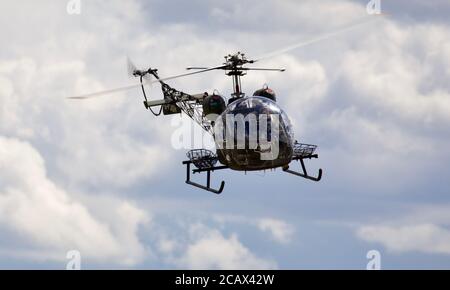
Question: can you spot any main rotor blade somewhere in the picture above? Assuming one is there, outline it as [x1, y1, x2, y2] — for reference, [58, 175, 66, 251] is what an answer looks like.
[67, 83, 150, 100]
[241, 68, 286, 72]
[253, 16, 382, 62]
[67, 65, 227, 100]
[158, 65, 227, 82]
[186, 67, 210, 70]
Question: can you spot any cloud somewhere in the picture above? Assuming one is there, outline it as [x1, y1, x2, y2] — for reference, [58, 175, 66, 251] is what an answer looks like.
[174, 224, 276, 270]
[340, 21, 450, 129]
[212, 214, 296, 245]
[356, 205, 450, 256]
[357, 224, 450, 255]
[191, 0, 365, 33]
[0, 136, 149, 266]
[257, 218, 295, 244]
[0, 0, 175, 189]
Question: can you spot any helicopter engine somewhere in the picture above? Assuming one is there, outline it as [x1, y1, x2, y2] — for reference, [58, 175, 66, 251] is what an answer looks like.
[253, 85, 276, 102]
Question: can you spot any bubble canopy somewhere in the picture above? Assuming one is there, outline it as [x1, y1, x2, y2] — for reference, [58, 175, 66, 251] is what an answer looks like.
[228, 95, 281, 113]
[221, 96, 294, 140]
[214, 96, 295, 171]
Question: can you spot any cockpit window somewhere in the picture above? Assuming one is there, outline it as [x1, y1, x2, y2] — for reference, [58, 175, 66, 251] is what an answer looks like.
[226, 96, 280, 113]
[220, 96, 295, 142]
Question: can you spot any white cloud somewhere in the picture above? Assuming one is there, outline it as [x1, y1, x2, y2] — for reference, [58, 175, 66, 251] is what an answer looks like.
[206, 0, 364, 32]
[157, 237, 178, 255]
[340, 21, 450, 128]
[0, 136, 149, 266]
[357, 224, 450, 255]
[257, 218, 295, 244]
[0, 4, 171, 187]
[212, 214, 296, 245]
[357, 205, 450, 256]
[175, 224, 277, 270]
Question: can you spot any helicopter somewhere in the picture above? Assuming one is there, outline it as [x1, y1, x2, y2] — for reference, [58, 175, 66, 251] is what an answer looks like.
[68, 18, 379, 194]
[71, 52, 321, 194]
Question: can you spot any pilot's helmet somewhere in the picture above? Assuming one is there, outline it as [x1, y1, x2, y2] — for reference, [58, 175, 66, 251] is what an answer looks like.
[253, 84, 276, 102]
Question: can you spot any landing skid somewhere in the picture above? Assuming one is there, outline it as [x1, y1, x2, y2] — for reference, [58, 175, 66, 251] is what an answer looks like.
[183, 160, 228, 194]
[283, 154, 323, 182]
[182, 143, 322, 194]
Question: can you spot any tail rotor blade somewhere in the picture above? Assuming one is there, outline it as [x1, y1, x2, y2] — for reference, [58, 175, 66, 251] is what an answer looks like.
[127, 57, 138, 77]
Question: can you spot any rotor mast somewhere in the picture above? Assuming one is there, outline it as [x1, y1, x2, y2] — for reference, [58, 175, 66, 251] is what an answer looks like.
[224, 52, 252, 99]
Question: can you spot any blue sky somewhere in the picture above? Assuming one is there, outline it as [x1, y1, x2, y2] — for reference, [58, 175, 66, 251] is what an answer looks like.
[0, 0, 450, 269]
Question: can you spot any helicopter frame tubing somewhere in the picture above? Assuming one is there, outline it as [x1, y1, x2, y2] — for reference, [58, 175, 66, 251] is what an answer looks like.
[282, 142, 323, 182]
[283, 155, 323, 182]
[141, 69, 214, 135]
[182, 160, 228, 194]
